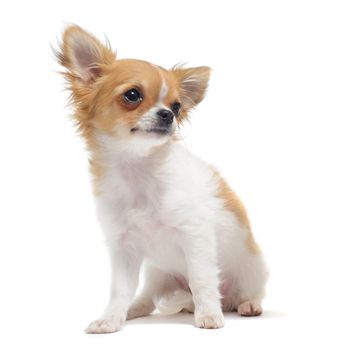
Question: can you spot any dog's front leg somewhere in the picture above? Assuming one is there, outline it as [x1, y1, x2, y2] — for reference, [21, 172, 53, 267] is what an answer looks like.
[182, 226, 224, 329]
[85, 244, 141, 334]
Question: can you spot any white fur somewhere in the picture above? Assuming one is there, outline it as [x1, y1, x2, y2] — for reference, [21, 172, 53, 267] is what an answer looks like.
[85, 92, 268, 334]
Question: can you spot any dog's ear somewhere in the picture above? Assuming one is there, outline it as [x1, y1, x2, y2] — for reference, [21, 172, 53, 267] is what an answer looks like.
[172, 66, 211, 110]
[56, 25, 115, 84]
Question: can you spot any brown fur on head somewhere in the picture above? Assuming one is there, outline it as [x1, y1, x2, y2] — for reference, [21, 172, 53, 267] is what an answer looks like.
[56, 25, 211, 146]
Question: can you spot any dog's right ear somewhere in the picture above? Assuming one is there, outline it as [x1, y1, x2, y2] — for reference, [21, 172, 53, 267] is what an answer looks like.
[56, 25, 116, 84]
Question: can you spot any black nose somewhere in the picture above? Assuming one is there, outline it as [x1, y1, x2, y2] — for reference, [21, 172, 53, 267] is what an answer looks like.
[157, 109, 174, 125]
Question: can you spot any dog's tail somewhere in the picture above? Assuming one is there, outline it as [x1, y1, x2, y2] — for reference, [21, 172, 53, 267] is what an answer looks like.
[154, 290, 194, 315]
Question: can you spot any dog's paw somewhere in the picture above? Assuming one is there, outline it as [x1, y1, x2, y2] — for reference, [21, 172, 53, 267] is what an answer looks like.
[195, 310, 225, 329]
[85, 316, 125, 334]
[237, 301, 262, 317]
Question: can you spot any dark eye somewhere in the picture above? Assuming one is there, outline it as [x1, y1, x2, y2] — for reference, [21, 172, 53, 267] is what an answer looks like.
[171, 102, 181, 116]
[124, 88, 143, 103]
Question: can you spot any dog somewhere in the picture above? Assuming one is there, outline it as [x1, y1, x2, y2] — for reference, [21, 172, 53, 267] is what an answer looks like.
[56, 25, 268, 333]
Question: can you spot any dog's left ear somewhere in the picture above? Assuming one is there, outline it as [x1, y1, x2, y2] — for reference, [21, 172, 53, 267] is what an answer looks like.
[172, 66, 211, 110]
[57, 25, 116, 84]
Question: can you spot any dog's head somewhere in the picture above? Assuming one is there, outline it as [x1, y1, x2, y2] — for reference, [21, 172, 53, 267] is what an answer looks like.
[57, 25, 210, 154]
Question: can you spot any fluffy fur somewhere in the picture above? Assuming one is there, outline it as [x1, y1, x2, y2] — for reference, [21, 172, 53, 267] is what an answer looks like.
[57, 25, 268, 333]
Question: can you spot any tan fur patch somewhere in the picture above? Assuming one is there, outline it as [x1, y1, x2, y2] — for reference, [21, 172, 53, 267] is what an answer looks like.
[213, 170, 261, 255]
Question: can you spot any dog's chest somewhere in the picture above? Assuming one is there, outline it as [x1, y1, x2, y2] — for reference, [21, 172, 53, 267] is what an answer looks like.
[99, 160, 187, 271]
[102, 159, 169, 231]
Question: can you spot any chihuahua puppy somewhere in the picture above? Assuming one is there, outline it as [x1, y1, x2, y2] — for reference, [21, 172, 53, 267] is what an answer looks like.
[57, 25, 268, 333]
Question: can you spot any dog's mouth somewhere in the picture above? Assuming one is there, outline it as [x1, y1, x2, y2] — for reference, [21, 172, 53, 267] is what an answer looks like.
[130, 127, 170, 135]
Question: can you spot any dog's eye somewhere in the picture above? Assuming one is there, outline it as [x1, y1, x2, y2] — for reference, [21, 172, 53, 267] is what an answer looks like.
[124, 88, 143, 104]
[171, 102, 181, 116]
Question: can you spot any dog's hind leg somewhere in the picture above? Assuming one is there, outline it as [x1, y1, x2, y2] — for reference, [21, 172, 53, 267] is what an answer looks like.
[127, 265, 179, 320]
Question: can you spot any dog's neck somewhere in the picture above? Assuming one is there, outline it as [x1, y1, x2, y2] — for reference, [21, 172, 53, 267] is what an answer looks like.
[88, 130, 173, 195]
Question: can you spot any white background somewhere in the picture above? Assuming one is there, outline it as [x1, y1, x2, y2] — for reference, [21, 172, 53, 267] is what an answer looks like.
[1, 0, 349, 349]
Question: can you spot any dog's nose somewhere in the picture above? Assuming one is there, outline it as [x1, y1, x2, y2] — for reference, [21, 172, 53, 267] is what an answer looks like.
[157, 109, 174, 125]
